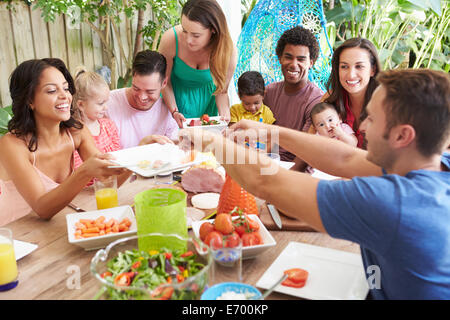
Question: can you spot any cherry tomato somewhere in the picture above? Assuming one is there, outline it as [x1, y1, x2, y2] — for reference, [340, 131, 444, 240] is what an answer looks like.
[180, 251, 194, 258]
[246, 215, 260, 231]
[241, 231, 262, 247]
[199, 222, 215, 241]
[233, 214, 259, 235]
[214, 213, 234, 235]
[164, 252, 172, 259]
[224, 231, 240, 248]
[131, 261, 141, 269]
[204, 231, 223, 249]
[114, 272, 135, 286]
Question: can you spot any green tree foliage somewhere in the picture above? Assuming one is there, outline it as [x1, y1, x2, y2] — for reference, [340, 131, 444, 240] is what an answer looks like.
[325, 0, 449, 71]
[32, 0, 184, 88]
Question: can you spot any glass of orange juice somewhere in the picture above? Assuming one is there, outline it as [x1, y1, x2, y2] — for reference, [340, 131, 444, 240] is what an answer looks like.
[94, 176, 118, 210]
[0, 228, 19, 291]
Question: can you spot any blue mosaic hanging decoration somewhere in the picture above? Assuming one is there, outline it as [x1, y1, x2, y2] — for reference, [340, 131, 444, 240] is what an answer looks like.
[234, 0, 333, 92]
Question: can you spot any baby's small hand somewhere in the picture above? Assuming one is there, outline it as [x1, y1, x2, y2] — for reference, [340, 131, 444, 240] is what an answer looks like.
[330, 123, 344, 138]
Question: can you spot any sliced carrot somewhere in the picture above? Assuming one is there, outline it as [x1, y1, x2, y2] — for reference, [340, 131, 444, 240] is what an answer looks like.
[82, 233, 100, 238]
[118, 223, 128, 232]
[75, 222, 86, 230]
[99, 230, 105, 236]
[95, 216, 105, 224]
[75, 235, 83, 239]
[83, 227, 100, 234]
[86, 221, 95, 229]
[74, 229, 82, 236]
[112, 225, 119, 233]
[121, 218, 132, 227]
[96, 223, 106, 230]
[80, 219, 93, 225]
[105, 219, 115, 228]
[105, 227, 111, 234]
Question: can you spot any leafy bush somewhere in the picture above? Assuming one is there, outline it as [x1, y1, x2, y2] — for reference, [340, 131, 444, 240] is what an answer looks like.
[325, 0, 449, 71]
[0, 106, 12, 137]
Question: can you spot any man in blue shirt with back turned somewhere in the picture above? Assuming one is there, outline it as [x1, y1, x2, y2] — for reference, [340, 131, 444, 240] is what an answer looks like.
[181, 69, 450, 299]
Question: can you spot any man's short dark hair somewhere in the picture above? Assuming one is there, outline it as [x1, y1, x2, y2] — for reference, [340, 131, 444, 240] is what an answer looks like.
[275, 26, 319, 63]
[237, 71, 265, 97]
[379, 69, 450, 157]
[132, 50, 167, 81]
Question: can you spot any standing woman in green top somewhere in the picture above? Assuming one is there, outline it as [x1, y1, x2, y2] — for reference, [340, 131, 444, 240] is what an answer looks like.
[159, 0, 237, 128]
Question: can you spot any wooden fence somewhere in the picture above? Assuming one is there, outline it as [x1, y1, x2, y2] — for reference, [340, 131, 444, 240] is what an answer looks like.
[0, 1, 154, 107]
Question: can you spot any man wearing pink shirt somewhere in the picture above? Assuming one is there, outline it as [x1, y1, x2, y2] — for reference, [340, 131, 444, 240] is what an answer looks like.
[107, 50, 179, 149]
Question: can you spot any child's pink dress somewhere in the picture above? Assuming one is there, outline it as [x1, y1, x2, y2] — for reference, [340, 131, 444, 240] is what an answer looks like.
[73, 118, 121, 168]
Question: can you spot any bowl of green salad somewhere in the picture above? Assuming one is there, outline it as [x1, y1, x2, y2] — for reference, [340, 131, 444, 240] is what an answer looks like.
[90, 233, 212, 300]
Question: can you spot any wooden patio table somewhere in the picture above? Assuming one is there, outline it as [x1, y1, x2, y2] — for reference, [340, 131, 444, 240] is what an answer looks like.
[0, 175, 360, 300]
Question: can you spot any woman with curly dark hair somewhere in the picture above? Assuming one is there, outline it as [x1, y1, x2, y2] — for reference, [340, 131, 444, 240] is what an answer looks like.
[0, 58, 129, 226]
[263, 26, 323, 168]
[321, 38, 381, 149]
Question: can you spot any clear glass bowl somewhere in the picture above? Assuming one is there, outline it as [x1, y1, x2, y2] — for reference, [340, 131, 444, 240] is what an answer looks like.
[90, 233, 212, 300]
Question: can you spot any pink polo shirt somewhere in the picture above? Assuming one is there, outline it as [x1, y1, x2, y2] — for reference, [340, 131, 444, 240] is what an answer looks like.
[106, 88, 179, 149]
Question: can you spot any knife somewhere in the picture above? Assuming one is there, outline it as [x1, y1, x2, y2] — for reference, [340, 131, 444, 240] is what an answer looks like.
[267, 204, 282, 229]
[67, 203, 86, 212]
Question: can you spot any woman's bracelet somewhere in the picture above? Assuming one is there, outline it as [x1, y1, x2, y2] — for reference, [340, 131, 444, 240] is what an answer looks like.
[171, 109, 179, 116]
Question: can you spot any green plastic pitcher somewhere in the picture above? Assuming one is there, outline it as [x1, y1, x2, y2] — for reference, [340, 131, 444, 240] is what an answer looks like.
[134, 188, 188, 252]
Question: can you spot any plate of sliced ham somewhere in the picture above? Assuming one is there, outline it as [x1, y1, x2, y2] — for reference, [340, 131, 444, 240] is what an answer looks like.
[181, 165, 225, 193]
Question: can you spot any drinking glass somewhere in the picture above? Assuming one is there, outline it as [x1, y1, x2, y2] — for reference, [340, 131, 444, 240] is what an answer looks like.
[0, 228, 19, 291]
[94, 176, 118, 210]
[209, 235, 242, 286]
[155, 171, 173, 185]
[266, 153, 280, 163]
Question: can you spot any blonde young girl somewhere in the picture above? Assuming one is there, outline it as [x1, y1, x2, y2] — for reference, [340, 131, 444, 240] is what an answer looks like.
[72, 68, 121, 168]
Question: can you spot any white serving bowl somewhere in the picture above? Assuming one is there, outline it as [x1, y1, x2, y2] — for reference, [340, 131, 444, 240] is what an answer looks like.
[66, 205, 137, 251]
[191, 214, 276, 259]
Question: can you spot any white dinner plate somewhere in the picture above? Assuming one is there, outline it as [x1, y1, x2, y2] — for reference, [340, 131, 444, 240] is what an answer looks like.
[13, 240, 38, 261]
[256, 241, 369, 300]
[279, 161, 295, 170]
[109, 143, 209, 177]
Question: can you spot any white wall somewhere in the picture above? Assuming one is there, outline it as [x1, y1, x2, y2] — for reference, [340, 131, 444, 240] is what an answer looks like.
[217, 0, 241, 106]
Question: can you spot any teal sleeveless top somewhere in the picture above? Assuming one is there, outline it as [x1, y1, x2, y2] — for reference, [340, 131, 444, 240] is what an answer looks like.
[170, 28, 218, 118]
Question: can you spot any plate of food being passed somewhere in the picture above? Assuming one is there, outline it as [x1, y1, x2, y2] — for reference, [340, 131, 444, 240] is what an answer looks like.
[108, 143, 210, 177]
[183, 115, 228, 132]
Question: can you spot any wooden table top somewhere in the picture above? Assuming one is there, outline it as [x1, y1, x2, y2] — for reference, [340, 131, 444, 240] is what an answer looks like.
[0, 176, 360, 300]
